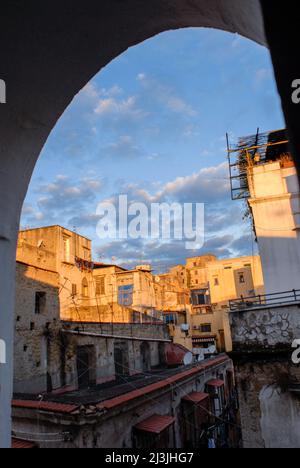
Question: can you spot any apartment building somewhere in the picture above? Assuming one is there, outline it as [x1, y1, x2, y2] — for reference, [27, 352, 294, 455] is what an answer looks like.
[164, 254, 264, 353]
[17, 226, 93, 321]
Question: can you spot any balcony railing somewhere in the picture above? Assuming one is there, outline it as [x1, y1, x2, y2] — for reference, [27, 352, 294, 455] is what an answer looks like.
[229, 289, 300, 311]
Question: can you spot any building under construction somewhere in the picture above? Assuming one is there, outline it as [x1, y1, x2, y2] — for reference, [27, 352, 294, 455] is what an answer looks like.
[227, 129, 291, 201]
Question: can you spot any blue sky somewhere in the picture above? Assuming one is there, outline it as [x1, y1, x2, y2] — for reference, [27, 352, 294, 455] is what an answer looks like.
[21, 28, 285, 272]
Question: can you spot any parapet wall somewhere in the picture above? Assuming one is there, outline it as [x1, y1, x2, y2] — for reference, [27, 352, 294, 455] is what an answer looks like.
[229, 303, 300, 353]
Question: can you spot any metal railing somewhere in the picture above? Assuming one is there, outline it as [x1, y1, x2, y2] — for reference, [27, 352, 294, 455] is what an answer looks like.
[229, 289, 300, 311]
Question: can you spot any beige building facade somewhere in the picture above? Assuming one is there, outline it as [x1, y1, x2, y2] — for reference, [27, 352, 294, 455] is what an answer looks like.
[17, 226, 93, 321]
[164, 254, 265, 353]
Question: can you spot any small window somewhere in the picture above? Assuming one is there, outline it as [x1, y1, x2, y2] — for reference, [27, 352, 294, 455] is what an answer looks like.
[83, 247, 91, 261]
[63, 235, 71, 263]
[72, 284, 77, 297]
[35, 292, 46, 315]
[239, 273, 245, 284]
[95, 276, 105, 296]
[201, 324, 212, 333]
[82, 278, 89, 298]
[30, 322, 35, 331]
[214, 277, 219, 286]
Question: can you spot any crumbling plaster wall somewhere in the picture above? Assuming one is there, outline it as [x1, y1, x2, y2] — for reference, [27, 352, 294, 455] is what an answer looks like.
[235, 360, 300, 448]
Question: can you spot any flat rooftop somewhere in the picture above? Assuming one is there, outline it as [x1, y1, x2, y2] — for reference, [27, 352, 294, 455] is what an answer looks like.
[13, 356, 229, 411]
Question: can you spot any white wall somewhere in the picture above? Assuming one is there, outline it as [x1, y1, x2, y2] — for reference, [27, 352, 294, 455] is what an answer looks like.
[249, 161, 300, 294]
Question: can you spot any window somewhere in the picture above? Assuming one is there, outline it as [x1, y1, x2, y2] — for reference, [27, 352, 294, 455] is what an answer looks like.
[83, 247, 91, 261]
[239, 273, 245, 284]
[181, 393, 211, 449]
[95, 276, 105, 296]
[82, 278, 89, 298]
[63, 235, 71, 263]
[30, 322, 35, 331]
[214, 277, 219, 286]
[35, 292, 46, 315]
[133, 415, 175, 449]
[118, 284, 133, 306]
[165, 314, 177, 325]
[201, 324, 212, 333]
[72, 284, 77, 297]
[77, 346, 96, 389]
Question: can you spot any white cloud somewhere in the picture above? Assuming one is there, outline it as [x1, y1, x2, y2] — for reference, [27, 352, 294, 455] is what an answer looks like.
[123, 162, 230, 204]
[137, 72, 198, 117]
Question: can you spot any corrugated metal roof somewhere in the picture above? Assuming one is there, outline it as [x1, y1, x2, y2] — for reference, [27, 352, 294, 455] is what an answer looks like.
[134, 415, 175, 434]
[182, 392, 209, 404]
[12, 438, 37, 449]
[206, 379, 224, 388]
[12, 400, 79, 414]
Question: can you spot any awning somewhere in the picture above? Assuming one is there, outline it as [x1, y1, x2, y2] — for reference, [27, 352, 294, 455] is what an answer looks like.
[12, 438, 37, 449]
[134, 415, 175, 434]
[206, 379, 224, 388]
[165, 343, 192, 366]
[192, 336, 216, 344]
[182, 392, 209, 404]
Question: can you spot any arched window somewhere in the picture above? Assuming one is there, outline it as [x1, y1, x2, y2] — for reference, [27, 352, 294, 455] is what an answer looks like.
[82, 278, 89, 298]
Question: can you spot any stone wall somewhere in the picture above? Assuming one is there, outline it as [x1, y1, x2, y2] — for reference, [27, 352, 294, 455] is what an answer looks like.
[230, 303, 300, 352]
[61, 322, 170, 389]
[14, 262, 61, 394]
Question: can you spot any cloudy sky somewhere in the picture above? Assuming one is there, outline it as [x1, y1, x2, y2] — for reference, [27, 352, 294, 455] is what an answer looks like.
[21, 28, 285, 272]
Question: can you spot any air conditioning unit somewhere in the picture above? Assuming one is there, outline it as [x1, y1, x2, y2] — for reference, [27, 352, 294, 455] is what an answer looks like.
[180, 324, 190, 333]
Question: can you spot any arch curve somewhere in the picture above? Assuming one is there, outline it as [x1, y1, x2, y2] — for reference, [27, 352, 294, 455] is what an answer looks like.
[0, 0, 296, 448]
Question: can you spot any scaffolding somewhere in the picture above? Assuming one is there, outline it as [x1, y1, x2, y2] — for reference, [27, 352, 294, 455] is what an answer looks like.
[227, 128, 290, 201]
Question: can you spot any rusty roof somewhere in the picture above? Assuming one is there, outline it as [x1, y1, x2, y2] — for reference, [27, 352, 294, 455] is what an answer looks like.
[134, 415, 175, 434]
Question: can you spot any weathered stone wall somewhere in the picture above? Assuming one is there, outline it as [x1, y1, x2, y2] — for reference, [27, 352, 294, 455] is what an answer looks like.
[234, 359, 300, 448]
[14, 262, 62, 394]
[230, 303, 300, 352]
[61, 323, 170, 388]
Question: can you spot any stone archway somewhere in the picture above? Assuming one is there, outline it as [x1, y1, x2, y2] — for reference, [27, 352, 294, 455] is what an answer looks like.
[0, 0, 299, 448]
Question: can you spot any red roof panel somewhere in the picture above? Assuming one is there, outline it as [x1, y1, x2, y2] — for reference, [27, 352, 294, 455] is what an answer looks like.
[12, 400, 78, 414]
[134, 415, 175, 434]
[206, 379, 224, 388]
[12, 438, 37, 449]
[182, 392, 209, 404]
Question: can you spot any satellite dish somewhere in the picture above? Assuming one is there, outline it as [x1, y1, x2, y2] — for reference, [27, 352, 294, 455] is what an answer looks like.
[183, 352, 193, 366]
[207, 345, 217, 355]
[155, 276, 161, 283]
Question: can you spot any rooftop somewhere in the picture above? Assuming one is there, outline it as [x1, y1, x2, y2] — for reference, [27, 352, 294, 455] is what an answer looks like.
[13, 355, 229, 414]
